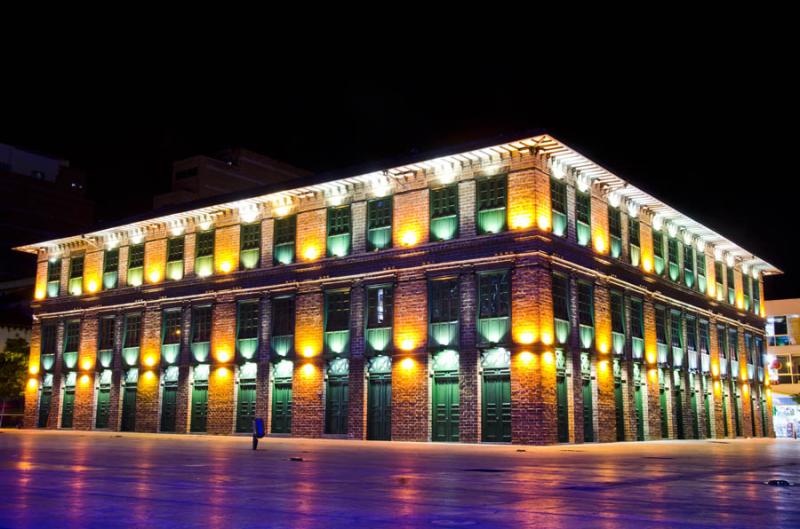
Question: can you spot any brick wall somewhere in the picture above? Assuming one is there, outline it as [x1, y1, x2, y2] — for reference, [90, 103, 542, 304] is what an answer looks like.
[640, 214, 654, 274]
[183, 232, 196, 278]
[458, 181, 476, 239]
[34, 256, 47, 300]
[508, 169, 535, 230]
[591, 187, 610, 255]
[347, 285, 367, 440]
[292, 357, 324, 437]
[393, 189, 429, 248]
[84, 250, 103, 294]
[459, 272, 479, 443]
[534, 164, 552, 233]
[351, 201, 366, 254]
[297, 209, 326, 262]
[144, 237, 167, 285]
[643, 298, 662, 439]
[295, 289, 323, 358]
[593, 282, 616, 442]
[208, 300, 236, 434]
[215, 224, 240, 273]
[23, 322, 41, 428]
[135, 308, 162, 432]
[73, 316, 98, 430]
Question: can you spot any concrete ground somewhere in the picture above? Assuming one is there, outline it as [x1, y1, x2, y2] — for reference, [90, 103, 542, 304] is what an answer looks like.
[0, 430, 798, 529]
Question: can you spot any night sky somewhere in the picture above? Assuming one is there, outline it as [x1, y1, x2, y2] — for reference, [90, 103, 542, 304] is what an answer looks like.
[2, 74, 797, 297]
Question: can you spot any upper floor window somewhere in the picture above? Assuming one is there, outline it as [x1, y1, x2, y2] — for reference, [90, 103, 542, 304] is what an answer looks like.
[167, 237, 185, 281]
[325, 290, 351, 332]
[103, 248, 119, 289]
[46, 259, 61, 297]
[123, 314, 142, 349]
[429, 278, 459, 324]
[653, 231, 665, 276]
[367, 286, 394, 328]
[366, 198, 392, 251]
[430, 185, 459, 241]
[476, 175, 507, 234]
[98, 316, 115, 351]
[726, 265, 735, 304]
[128, 244, 145, 287]
[240, 223, 261, 269]
[575, 191, 591, 246]
[630, 298, 644, 339]
[608, 206, 622, 258]
[552, 273, 570, 323]
[550, 179, 567, 237]
[162, 309, 182, 345]
[68, 255, 84, 296]
[191, 306, 212, 343]
[327, 206, 352, 258]
[271, 297, 295, 337]
[667, 237, 680, 282]
[478, 271, 510, 320]
[273, 215, 296, 265]
[577, 281, 594, 328]
[195, 230, 215, 277]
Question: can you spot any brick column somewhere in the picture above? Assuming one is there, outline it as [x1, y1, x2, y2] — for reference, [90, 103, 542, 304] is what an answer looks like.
[297, 209, 326, 263]
[214, 224, 240, 274]
[34, 255, 47, 300]
[208, 299, 236, 435]
[135, 307, 161, 432]
[593, 281, 616, 442]
[73, 316, 98, 430]
[508, 168, 535, 230]
[568, 274, 583, 443]
[261, 218, 274, 267]
[458, 180, 476, 239]
[23, 321, 42, 428]
[47, 321, 65, 428]
[83, 250, 103, 294]
[533, 162, 552, 234]
[118, 246, 129, 287]
[351, 201, 366, 254]
[459, 271, 479, 443]
[622, 296, 637, 441]
[256, 294, 271, 429]
[393, 189, 429, 248]
[183, 232, 196, 277]
[59, 257, 69, 296]
[292, 288, 324, 437]
[643, 298, 662, 439]
[348, 284, 367, 440]
[640, 213, 654, 275]
[708, 319, 724, 438]
[591, 186, 609, 256]
[144, 235, 166, 285]
[565, 180, 577, 244]
[107, 314, 124, 431]
[392, 271, 428, 442]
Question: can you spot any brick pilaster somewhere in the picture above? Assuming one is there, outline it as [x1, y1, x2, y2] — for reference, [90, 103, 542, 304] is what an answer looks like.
[73, 316, 98, 430]
[459, 271, 479, 443]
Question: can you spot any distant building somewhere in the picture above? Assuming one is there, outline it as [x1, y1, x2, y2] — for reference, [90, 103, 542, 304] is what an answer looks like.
[765, 298, 800, 438]
[153, 147, 310, 209]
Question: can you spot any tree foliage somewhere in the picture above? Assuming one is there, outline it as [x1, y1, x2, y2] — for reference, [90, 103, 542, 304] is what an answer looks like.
[0, 338, 29, 400]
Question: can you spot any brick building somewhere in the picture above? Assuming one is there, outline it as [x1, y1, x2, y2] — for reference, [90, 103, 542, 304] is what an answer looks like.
[16, 134, 777, 444]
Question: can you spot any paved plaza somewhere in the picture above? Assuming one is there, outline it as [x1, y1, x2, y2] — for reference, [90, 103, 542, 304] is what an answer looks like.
[1, 430, 798, 528]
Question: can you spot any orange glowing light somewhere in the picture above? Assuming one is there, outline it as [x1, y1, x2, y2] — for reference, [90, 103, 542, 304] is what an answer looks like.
[80, 374, 90, 385]
[216, 350, 231, 363]
[711, 362, 720, 377]
[87, 279, 99, 293]
[29, 365, 39, 375]
[543, 351, 554, 365]
[598, 359, 609, 373]
[518, 331, 535, 345]
[220, 261, 232, 273]
[143, 355, 157, 367]
[643, 258, 653, 272]
[598, 342, 609, 354]
[401, 230, 419, 247]
[148, 270, 161, 283]
[541, 332, 553, 346]
[217, 366, 231, 378]
[81, 359, 93, 371]
[537, 214, 550, 231]
[767, 388, 772, 397]
[511, 213, 533, 229]
[143, 370, 155, 381]
[27, 378, 38, 389]
[302, 346, 315, 358]
[303, 246, 320, 261]
[707, 283, 716, 297]
[401, 357, 414, 370]
[646, 351, 657, 365]
[594, 236, 606, 253]
[519, 351, 534, 364]
[400, 338, 415, 351]
[34, 289, 45, 300]
[302, 363, 316, 376]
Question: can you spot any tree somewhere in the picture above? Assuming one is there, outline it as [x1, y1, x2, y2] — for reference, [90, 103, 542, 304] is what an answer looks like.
[0, 338, 29, 427]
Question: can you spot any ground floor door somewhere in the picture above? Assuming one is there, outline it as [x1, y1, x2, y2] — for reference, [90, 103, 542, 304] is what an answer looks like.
[750, 395, 757, 437]
[271, 379, 292, 434]
[325, 375, 349, 435]
[160, 384, 178, 432]
[482, 368, 511, 443]
[38, 389, 51, 428]
[367, 374, 391, 440]
[61, 387, 75, 428]
[704, 377, 712, 437]
[236, 381, 257, 433]
[191, 383, 208, 433]
[634, 367, 644, 441]
[673, 371, 685, 439]
[659, 371, 669, 438]
[95, 387, 111, 429]
[121, 386, 137, 432]
[614, 375, 624, 441]
[556, 372, 569, 442]
[689, 376, 699, 439]
[582, 376, 593, 442]
[722, 385, 729, 436]
[432, 372, 459, 442]
[733, 383, 742, 436]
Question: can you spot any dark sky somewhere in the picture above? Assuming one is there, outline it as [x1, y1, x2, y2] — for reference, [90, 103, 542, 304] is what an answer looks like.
[2, 69, 797, 297]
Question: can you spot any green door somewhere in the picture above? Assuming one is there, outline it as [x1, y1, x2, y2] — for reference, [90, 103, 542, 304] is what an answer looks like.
[121, 386, 137, 432]
[61, 388, 75, 428]
[722, 386, 729, 436]
[236, 382, 257, 433]
[482, 368, 511, 443]
[673, 372, 684, 439]
[191, 383, 208, 433]
[325, 376, 349, 435]
[659, 388, 669, 438]
[556, 373, 569, 443]
[582, 377, 594, 442]
[689, 377, 699, 439]
[761, 397, 768, 437]
[733, 383, 742, 436]
[95, 387, 111, 429]
[750, 395, 757, 437]
[271, 379, 292, 434]
[38, 389, 51, 428]
[634, 368, 644, 441]
[614, 377, 624, 441]
[367, 374, 391, 440]
[704, 378, 712, 438]
[160, 384, 178, 432]
[432, 373, 459, 442]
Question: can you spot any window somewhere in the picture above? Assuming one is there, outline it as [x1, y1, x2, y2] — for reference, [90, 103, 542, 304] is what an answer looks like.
[699, 319, 710, 354]
[717, 324, 727, 360]
[752, 276, 761, 314]
[728, 328, 739, 361]
[727, 266, 735, 304]
[196, 231, 214, 258]
[129, 244, 144, 269]
[237, 301, 260, 340]
[655, 307, 667, 344]
[47, 259, 61, 297]
[685, 315, 697, 351]
[577, 281, 594, 328]
[575, 191, 591, 246]
[476, 175, 507, 234]
[271, 297, 295, 336]
[273, 215, 296, 265]
[240, 223, 261, 269]
[743, 275, 752, 310]
[611, 291, 625, 334]
[429, 278, 459, 324]
[669, 309, 682, 348]
[98, 317, 115, 350]
[608, 207, 622, 258]
[64, 320, 81, 353]
[168, 237, 184, 263]
[103, 248, 119, 289]
[430, 185, 459, 241]
[367, 197, 392, 251]
[367, 286, 394, 328]
[327, 206, 352, 257]
[69, 255, 84, 295]
[191, 306, 212, 343]
[552, 273, 570, 322]
[683, 243, 694, 288]
[551, 179, 567, 237]
[42, 323, 57, 356]
[696, 249, 706, 292]
[123, 314, 142, 348]
[667, 238, 680, 282]
[162, 310, 182, 345]
[653, 231, 664, 271]
[630, 298, 644, 339]
[324, 291, 350, 332]
[478, 271, 510, 319]
[629, 217, 640, 247]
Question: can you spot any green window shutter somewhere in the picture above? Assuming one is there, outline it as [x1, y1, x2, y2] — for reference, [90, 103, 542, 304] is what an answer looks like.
[68, 256, 84, 295]
[103, 248, 119, 289]
[324, 290, 351, 355]
[240, 223, 261, 269]
[327, 206, 352, 257]
[683, 243, 695, 288]
[628, 217, 641, 267]
[191, 306, 212, 343]
[98, 316, 115, 350]
[162, 309, 182, 345]
[552, 273, 570, 345]
[752, 275, 761, 313]
[727, 266, 735, 304]
[47, 259, 61, 297]
[477, 271, 510, 345]
[667, 238, 680, 282]
[610, 290, 625, 354]
[430, 185, 459, 241]
[476, 175, 507, 234]
[577, 281, 594, 348]
[365, 286, 393, 354]
[550, 178, 567, 237]
[608, 206, 622, 258]
[575, 191, 591, 246]
[127, 244, 145, 286]
[123, 314, 142, 348]
[685, 315, 697, 351]
[428, 278, 459, 348]
[41, 323, 57, 372]
[273, 215, 296, 265]
[237, 301, 260, 361]
[653, 231, 665, 275]
[366, 197, 392, 251]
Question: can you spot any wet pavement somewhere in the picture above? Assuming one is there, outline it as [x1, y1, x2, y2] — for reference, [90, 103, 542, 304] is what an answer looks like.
[1, 430, 798, 529]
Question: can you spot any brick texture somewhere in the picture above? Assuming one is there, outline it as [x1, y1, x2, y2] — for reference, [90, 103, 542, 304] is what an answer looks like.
[393, 189, 429, 248]
[297, 209, 326, 263]
[215, 224, 240, 274]
[292, 357, 325, 437]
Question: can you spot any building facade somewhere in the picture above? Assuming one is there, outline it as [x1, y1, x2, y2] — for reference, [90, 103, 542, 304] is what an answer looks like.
[765, 298, 800, 437]
[17, 134, 777, 444]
